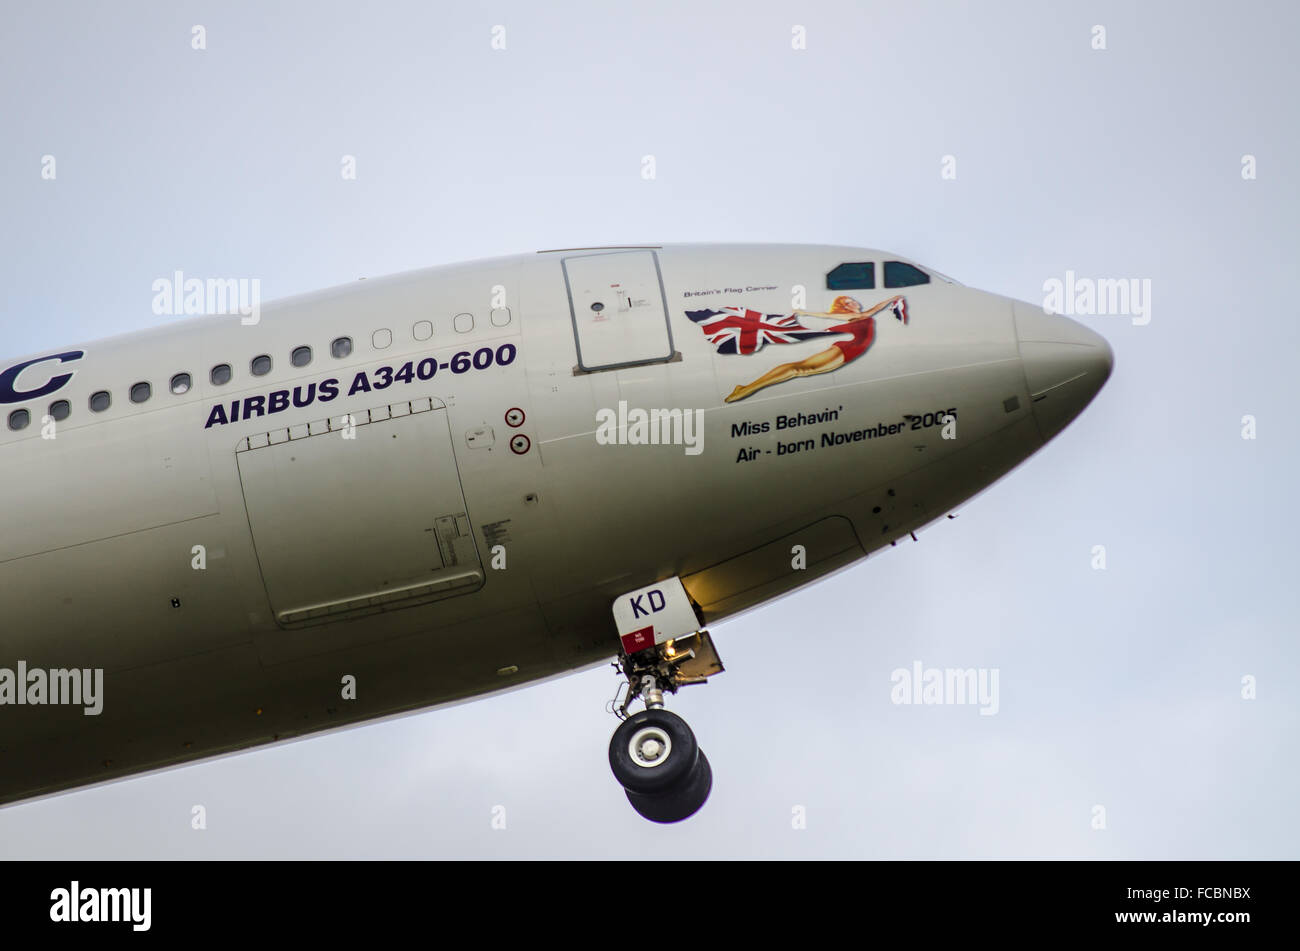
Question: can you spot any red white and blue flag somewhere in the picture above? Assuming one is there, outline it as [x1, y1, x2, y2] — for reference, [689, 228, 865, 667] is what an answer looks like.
[685, 307, 834, 355]
[889, 298, 909, 324]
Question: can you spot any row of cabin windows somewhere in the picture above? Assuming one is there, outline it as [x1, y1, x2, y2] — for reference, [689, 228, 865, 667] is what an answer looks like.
[6, 336, 355, 432]
[826, 261, 931, 291]
[5, 309, 507, 434]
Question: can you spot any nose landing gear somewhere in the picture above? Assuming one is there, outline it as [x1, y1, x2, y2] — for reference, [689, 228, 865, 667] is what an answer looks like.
[607, 632, 724, 823]
[610, 694, 712, 823]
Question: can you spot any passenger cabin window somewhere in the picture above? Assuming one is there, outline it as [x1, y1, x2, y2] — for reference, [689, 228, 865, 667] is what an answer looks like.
[8, 409, 30, 431]
[130, 381, 151, 403]
[89, 391, 111, 412]
[211, 364, 232, 386]
[331, 337, 352, 359]
[170, 373, 192, 395]
[251, 354, 272, 376]
[827, 262, 875, 290]
[49, 399, 71, 422]
[883, 261, 931, 288]
[291, 346, 312, 368]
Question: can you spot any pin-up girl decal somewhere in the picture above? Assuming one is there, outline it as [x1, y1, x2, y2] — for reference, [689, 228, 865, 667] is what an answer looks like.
[711, 295, 907, 403]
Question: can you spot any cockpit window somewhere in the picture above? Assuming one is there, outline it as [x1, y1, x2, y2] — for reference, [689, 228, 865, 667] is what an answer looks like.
[826, 262, 875, 290]
[883, 261, 931, 288]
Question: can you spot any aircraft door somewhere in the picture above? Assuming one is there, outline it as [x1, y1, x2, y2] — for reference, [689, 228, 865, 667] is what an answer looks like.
[236, 398, 484, 627]
[563, 250, 676, 372]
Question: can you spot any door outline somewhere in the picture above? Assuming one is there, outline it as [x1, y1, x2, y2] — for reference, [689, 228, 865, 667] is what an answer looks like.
[562, 250, 678, 374]
[235, 396, 485, 628]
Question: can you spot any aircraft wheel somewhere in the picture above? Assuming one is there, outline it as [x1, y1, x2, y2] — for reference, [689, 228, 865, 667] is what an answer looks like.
[625, 750, 712, 823]
[609, 708, 699, 796]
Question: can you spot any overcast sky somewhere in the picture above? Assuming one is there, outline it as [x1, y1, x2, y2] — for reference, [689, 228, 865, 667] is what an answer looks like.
[1, 0, 1296, 858]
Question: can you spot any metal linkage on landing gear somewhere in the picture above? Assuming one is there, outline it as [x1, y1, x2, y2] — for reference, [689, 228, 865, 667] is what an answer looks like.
[607, 631, 723, 823]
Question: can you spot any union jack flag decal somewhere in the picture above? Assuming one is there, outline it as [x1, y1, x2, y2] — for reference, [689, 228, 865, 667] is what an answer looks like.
[685, 307, 833, 355]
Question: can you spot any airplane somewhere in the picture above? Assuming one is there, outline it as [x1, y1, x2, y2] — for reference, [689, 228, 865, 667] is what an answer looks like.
[0, 244, 1112, 823]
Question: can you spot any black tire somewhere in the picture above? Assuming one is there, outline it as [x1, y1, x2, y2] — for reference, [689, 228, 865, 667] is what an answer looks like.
[608, 708, 699, 795]
[625, 750, 712, 823]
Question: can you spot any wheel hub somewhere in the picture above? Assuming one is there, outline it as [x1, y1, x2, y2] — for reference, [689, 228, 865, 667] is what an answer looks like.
[628, 726, 672, 767]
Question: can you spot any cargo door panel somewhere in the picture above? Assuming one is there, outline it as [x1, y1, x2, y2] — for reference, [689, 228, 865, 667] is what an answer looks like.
[236, 398, 483, 628]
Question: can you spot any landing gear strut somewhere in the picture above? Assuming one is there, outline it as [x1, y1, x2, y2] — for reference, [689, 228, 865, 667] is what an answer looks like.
[607, 632, 723, 823]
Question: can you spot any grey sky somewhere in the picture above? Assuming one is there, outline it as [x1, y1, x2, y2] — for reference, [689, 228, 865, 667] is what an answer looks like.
[1, 0, 1296, 858]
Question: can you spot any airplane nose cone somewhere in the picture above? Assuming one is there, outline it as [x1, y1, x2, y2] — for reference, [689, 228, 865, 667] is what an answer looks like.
[1014, 301, 1114, 443]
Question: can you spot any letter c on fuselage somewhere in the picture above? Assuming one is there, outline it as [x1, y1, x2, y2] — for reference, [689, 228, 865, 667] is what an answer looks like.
[0, 351, 85, 403]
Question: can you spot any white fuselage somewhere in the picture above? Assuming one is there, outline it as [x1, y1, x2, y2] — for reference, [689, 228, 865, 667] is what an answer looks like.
[0, 243, 1111, 804]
